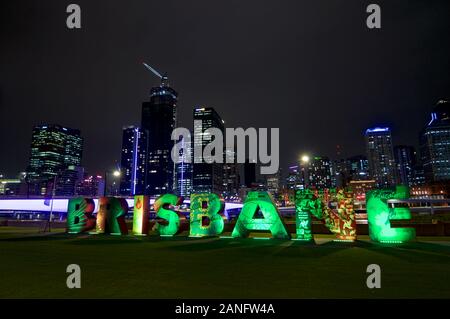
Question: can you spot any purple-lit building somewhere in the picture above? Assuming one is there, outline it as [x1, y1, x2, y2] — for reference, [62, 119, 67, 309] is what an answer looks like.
[119, 126, 148, 196]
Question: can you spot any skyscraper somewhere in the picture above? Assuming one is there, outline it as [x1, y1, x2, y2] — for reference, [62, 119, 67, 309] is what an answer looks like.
[394, 145, 417, 187]
[119, 126, 148, 196]
[26, 124, 83, 195]
[222, 147, 239, 196]
[174, 136, 193, 198]
[141, 82, 177, 196]
[243, 159, 257, 188]
[365, 127, 397, 187]
[192, 107, 224, 194]
[420, 99, 450, 183]
[308, 156, 332, 189]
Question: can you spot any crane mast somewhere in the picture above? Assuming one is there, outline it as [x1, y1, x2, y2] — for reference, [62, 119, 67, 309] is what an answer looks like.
[142, 62, 168, 86]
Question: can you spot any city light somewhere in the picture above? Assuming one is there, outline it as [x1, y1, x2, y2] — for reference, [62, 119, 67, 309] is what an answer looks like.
[113, 170, 121, 177]
[365, 127, 390, 134]
[301, 155, 310, 164]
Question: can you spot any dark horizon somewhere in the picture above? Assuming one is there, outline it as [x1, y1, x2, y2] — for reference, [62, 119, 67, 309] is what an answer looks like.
[1, 0, 449, 177]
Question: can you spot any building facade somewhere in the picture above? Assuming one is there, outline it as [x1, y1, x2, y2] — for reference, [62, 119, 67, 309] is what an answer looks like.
[76, 174, 104, 197]
[192, 107, 224, 193]
[286, 165, 302, 190]
[222, 148, 240, 197]
[347, 155, 369, 181]
[420, 99, 450, 183]
[119, 126, 148, 196]
[174, 136, 193, 198]
[141, 84, 177, 196]
[365, 127, 397, 187]
[55, 165, 84, 196]
[308, 156, 332, 189]
[26, 124, 83, 195]
[394, 145, 417, 187]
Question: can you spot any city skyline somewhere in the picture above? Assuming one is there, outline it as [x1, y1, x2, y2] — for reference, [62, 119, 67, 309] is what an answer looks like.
[1, 0, 449, 177]
[0, 99, 447, 181]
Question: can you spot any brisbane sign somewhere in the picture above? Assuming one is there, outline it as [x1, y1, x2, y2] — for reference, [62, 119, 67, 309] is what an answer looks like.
[66, 185, 416, 243]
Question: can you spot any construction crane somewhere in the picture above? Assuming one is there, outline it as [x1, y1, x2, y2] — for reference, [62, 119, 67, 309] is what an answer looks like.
[142, 62, 169, 86]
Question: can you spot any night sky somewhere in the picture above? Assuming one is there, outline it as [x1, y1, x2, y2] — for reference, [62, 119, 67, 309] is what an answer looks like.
[1, 0, 449, 177]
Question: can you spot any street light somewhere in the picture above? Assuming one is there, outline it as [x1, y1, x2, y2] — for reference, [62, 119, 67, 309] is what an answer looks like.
[104, 169, 121, 196]
[300, 154, 310, 189]
[301, 155, 310, 164]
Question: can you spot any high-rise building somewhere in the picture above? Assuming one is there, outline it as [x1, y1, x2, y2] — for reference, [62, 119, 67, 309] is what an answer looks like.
[266, 169, 281, 197]
[76, 174, 104, 197]
[308, 156, 332, 189]
[119, 126, 148, 196]
[141, 83, 177, 196]
[286, 165, 302, 190]
[55, 165, 84, 196]
[346, 155, 369, 181]
[331, 159, 350, 188]
[174, 136, 193, 198]
[26, 124, 83, 195]
[222, 147, 239, 196]
[394, 145, 417, 187]
[192, 107, 224, 193]
[420, 99, 450, 183]
[365, 127, 397, 187]
[411, 165, 426, 186]
[243, 159, 257, 188]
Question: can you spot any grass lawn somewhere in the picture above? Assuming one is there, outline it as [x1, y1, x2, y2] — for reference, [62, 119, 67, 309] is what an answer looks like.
[1, 226, 450, 298]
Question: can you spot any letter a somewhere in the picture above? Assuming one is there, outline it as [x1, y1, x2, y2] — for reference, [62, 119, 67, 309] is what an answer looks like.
[66, 4, 81, 29]
[366, 264, 381, 289]
[232, 191, 290, 239]
[66, 264, 81, 289]
[366, 4, 381, 29]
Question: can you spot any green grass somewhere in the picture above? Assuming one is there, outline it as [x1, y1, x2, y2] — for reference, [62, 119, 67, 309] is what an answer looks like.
[1, 226, 450, 298]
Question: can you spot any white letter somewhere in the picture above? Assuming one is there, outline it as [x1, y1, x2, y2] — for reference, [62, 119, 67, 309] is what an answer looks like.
[259, 128, 279, 175]
[66, 264, 81, 288]
[66, 4, 81, 29]
[171, 128, 191, 164]
[366, 4, 381, 29]
[366, 264, 381, 288]
[203, 128, 224, 164]
[225, 127, 258, 164]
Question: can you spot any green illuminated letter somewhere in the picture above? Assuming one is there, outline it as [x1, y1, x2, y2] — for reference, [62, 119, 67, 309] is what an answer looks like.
[367, 185, 416, 243]
[232, 191, 290, 239]
[190, 193, 225, 237]
[67, 197, 96, 234]
[294, 190, 321, 241]
[154, 194, 184, 236]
